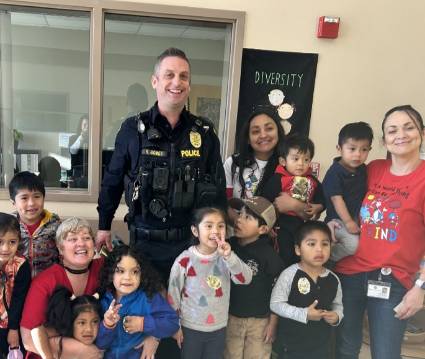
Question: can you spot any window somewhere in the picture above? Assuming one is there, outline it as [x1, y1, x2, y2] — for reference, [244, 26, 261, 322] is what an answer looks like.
[102, 14, 232, 174]
[0, 0, 244, 202]
[0, 5, 90, 190]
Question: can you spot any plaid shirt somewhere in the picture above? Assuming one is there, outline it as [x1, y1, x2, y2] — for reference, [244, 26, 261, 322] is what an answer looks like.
[15, 210, 61, 277]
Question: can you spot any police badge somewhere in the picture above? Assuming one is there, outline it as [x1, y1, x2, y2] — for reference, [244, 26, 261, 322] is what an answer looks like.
[297, 277, 311, 295]
[190, 131, 202, 148]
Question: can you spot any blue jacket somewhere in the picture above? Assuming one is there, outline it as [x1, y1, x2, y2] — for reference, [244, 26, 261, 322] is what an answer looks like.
[96, 290, 179, 359]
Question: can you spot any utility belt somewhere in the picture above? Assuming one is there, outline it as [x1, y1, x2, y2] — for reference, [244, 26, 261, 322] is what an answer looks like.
[127, 165, 219, 221]
[129, 224, 191, 244]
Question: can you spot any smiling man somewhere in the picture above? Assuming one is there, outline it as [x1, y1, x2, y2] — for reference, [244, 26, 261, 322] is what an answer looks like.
[97, 48, 226, 282]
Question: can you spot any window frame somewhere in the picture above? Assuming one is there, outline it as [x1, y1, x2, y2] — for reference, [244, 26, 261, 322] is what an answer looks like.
[0, 0, 244, 202]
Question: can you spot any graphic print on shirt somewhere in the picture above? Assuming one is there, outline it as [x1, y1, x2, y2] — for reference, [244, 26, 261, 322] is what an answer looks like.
[359, 186, 404, 243]
[245, 172, 260, 197]
[206, 275, 223, 297]
[297, 277, 310, 294]
[246, 259, 259, 276]
[290, 176, 314, 202]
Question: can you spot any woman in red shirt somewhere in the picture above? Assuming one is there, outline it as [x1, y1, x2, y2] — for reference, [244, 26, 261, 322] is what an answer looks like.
[20, 217, 103, 359]
[334, 105, 425, 359]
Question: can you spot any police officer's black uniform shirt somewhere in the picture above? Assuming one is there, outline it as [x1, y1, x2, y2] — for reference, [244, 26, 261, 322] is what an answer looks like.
[98, 103, 226, 231]
[229, 236, 284, 318]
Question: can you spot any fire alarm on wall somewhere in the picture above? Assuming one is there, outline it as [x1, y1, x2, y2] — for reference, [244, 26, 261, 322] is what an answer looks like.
[317, 16, 340, 39]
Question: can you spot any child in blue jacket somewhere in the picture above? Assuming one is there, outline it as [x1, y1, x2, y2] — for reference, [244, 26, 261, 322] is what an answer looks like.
[96, 245, 179, 358]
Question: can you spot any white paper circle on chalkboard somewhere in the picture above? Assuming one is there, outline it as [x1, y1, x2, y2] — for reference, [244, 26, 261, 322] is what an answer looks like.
[281, 119, 292, 134]
[268, 89, 285, 106]
[278, 103, 294, 120]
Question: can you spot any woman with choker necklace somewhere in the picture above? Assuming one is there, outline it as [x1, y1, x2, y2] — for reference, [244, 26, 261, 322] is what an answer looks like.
[20, 218, 103, 359]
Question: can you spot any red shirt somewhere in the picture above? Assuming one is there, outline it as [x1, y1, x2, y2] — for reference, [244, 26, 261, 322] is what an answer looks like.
[24, 220, 42, 236]
[336, 159, 425, 288]
[20, 257, 103, 329]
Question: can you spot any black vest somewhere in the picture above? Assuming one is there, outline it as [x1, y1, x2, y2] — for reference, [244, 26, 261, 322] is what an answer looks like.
[278, 269, 339, 353]
[126, 111, 219, 228]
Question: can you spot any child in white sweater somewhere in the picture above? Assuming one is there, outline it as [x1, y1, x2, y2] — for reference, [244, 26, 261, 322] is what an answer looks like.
[168, 207, 252, 359]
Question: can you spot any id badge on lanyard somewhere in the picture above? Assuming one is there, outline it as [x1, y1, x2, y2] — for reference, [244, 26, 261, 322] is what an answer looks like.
[367, 267, 392, 300]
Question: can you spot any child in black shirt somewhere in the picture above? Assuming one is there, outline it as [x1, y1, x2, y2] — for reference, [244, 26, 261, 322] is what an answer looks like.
[224, 196, 284, 359]
[270, 221, 343, 359]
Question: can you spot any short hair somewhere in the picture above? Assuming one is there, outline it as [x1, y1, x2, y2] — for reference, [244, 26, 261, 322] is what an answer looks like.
[0, 212, 20, 238]
[56, 217, 94, 248]
[294, 220, 332, 247]
[153, 47, 191, 75]
[278, 135, 315, 159]
[338, 122, 374, 147]
[38, 156, 61, 183]
[9, 171, 46, 200]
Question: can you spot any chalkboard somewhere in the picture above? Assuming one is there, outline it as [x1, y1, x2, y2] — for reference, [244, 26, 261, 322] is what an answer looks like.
[236, 48, 318, 147]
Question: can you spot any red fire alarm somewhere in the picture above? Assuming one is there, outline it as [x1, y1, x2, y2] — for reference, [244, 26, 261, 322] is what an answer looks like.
[317, 16, 340, 39]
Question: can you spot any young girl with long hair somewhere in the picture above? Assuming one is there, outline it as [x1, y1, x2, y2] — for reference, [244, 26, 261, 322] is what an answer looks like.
[168, 207, 252, 359]
[45, 286, 101, 358]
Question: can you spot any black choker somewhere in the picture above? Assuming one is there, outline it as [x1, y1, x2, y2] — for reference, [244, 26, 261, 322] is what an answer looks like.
[63, 266, 89, 274]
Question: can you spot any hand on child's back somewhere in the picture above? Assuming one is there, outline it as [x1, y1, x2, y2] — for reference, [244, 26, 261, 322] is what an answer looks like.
[306, 300, 325, 321]
[345, 220, 360, 234]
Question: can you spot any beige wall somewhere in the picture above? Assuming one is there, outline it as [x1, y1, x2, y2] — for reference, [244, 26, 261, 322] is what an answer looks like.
[2, 0, 425, 225]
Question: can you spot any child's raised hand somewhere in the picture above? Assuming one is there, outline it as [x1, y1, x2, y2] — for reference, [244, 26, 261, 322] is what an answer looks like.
[172, 328, 184, 349]
[103, 299, 122, 328]
[306, 300, 325, 321]
[322, 310, 339, 325]
[7, 329, 19, 348]
[123, 315, 144, 334]
[216, 237, 231, 259]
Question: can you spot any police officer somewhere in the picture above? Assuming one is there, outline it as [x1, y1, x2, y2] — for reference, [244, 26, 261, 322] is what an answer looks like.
[96, 48, 226, 282]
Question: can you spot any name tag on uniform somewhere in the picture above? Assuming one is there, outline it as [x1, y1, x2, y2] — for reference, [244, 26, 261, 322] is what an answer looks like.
[367, 280, 391, 299]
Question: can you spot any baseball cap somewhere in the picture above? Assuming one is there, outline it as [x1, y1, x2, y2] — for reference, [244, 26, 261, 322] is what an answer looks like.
[229, 196, 277, 229]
